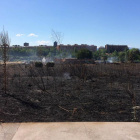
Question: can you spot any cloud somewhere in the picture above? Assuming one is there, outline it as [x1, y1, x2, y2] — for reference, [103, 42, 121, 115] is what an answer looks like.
[36, 40, 50, 45]
[28, 33, 38, 37]
[16, 34, 25, 37]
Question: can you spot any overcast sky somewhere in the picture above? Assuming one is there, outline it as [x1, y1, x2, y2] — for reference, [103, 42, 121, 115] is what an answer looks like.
[1, 0, 140, 48]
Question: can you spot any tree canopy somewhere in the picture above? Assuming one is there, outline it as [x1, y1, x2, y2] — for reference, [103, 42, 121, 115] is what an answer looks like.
[128, 48, 140, 62]
[77, 49, 93, 59]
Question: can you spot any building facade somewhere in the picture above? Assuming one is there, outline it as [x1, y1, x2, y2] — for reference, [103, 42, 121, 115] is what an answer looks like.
[98, 46, 105, 50]
[105, 44, 128, 53]
[53, 41, 57, 47]
[57, 44, 97, 52]
[12, 45, 21, 47]
[24, 42, 29, 47]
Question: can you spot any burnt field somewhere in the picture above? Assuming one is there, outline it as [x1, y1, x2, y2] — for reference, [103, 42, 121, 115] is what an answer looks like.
[0, 63, 140, 122]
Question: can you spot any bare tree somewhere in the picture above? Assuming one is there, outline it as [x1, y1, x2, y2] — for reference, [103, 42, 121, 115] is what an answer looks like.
[0, 28, 10, 94]
[51, 29, 64, 45]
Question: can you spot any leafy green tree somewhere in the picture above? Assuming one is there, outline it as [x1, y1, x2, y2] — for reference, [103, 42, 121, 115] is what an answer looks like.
[9, 47, 35, 56]
[102, 54, 108, 63]
[36, 47, 42, 57]
[128, 48, 140, 63]
[70, 49, 77, 58]
[77, 49, 93, 59]
[112, 50, 118, 57]
[111, 50, 119, 62]
[49, 47, 57, 58]
[98, 49, 106, 56]
[36, 47, 50, 57]
[96, 49, 107, 62]
[71, 52, 77, 58]
[124, 48, 129, 62]
[93, 51, 100, 60]
[119, 52, 125, 63]
[129, 51, 134, 63]
[124, 47, 129, 52]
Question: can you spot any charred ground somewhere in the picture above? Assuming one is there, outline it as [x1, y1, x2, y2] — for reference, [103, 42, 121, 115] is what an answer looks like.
[0, 63, 140, 122]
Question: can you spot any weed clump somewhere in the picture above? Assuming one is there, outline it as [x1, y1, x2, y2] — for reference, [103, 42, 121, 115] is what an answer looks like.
[46, 62, 55, 67]
[35, 62, 43, 68]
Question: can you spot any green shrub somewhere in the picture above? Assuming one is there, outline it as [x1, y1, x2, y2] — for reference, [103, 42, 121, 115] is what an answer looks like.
[46, 62, 55, 67]
[35, 62, 43, 67]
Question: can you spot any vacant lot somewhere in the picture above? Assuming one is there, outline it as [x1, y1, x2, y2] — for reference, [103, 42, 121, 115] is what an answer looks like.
[0, 63, 140, 122]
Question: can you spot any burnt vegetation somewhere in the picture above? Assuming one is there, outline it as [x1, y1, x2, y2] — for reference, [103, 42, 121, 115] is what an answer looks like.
[0, 62, 140, 122]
